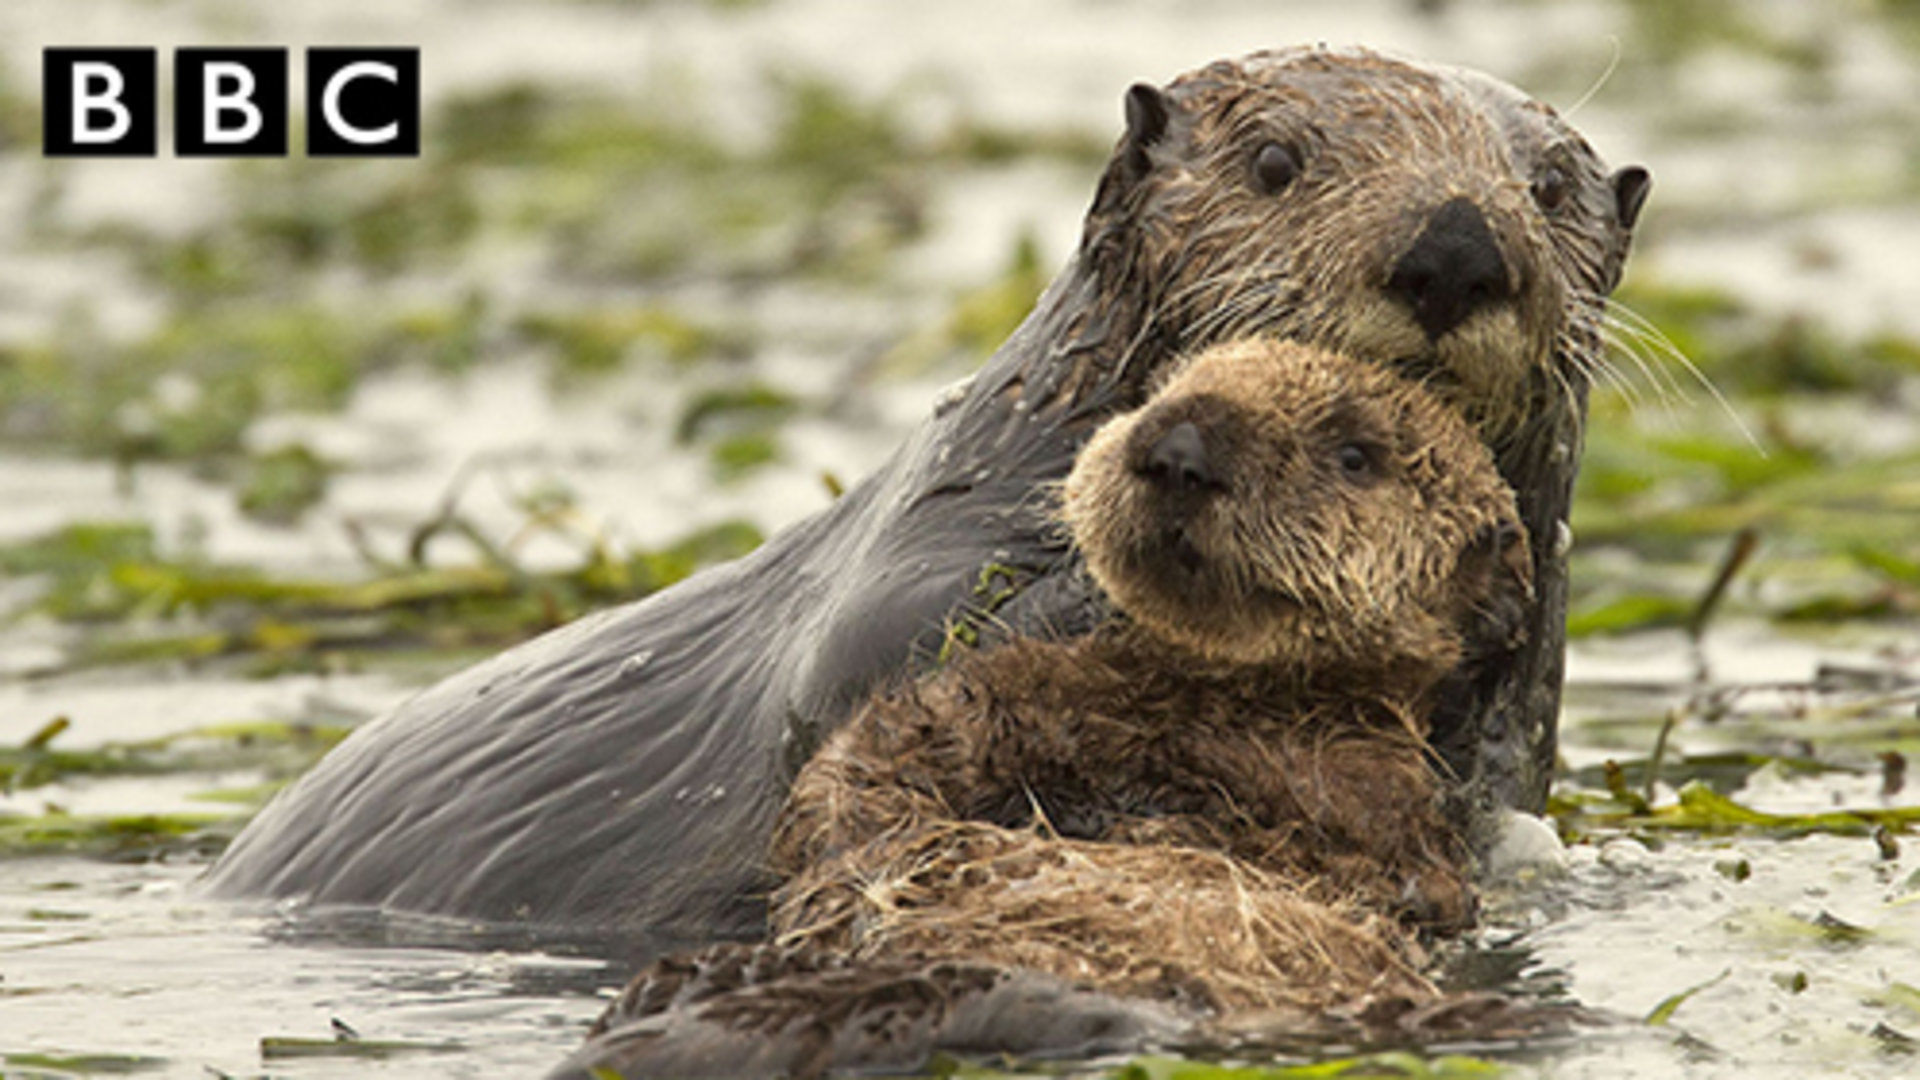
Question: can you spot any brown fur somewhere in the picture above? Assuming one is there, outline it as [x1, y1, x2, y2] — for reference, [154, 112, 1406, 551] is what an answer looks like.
[1063, 338, 1531, 667]
[768, 340, 1531, 1014]
[1069, 47, 1639, 449]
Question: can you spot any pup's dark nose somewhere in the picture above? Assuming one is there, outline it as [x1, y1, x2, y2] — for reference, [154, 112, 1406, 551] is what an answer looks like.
[1139, 421, 1215, 492]
[1386, 196, 1513, 340]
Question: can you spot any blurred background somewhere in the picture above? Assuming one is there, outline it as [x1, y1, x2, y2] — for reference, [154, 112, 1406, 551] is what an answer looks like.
[0, 1, 1916, 1078]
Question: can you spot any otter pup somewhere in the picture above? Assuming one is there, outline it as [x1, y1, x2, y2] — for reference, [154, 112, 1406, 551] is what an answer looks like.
[771, 338, 1532, 1006]
[555, 339, 1533, 1079]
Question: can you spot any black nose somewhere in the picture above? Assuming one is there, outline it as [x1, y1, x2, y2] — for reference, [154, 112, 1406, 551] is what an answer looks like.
[1386, 196, 1513, 340]
[1139, 421, 1215, 492]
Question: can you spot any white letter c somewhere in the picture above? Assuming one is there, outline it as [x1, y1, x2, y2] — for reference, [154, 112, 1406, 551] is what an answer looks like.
[321, 60, 398, 146]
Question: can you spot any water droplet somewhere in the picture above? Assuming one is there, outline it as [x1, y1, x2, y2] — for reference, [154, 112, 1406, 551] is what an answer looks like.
[933, 377, 974, 417]
[619, 651, 655, 679]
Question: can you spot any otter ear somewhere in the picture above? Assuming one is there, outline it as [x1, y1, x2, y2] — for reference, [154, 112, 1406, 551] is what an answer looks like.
[1611, 166, 1651, 231]
[1122, 83, 1171, 178]
[1462, 519, 1534, 655]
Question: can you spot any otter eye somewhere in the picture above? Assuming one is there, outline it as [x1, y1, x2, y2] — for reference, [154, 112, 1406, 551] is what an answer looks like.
[1251, 141, 1300, 195]
[1335, 442, 1374, 480]
[1531, 164, 1572, 213]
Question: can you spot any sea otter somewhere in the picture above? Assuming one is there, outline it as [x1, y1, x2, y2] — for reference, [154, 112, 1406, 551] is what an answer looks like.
[209, 47, 1647, 937]
[551, 338, 1534, 1079]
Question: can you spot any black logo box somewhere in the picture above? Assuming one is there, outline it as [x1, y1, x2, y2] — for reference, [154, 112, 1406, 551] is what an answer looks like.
[43, 47, 419, 158]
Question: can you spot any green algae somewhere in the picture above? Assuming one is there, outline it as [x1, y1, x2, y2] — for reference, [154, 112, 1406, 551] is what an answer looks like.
[1110, 1053, 1503, 1079]
[1646, 969, 1731, 1026]
[235, 443, 331, 525]
[675, 383, 798, 443]
[1, 719, 349, 795]
[0, 517, 763, 675]
[0, 1053, 169, 1076]
[519, 306, 739, 376]
[258, 1035, 463, 1060]
[0, 810, 236, 859]
[1551, 780, 1920, 843]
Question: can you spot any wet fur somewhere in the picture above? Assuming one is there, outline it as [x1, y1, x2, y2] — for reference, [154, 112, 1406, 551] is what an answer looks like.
[216, 47, 1641, 943]
[769, 342, 1532, 1014]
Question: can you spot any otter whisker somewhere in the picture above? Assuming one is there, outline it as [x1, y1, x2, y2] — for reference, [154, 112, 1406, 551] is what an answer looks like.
[1598, 297, 1763, 452]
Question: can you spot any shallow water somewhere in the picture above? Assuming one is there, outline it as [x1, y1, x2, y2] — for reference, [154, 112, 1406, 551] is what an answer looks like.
[3, 0, 1918, 1077]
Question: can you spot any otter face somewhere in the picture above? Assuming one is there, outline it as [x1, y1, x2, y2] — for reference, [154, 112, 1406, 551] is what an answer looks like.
[1062, 339, 1532, 671]
[1085, 47, 1648, 443]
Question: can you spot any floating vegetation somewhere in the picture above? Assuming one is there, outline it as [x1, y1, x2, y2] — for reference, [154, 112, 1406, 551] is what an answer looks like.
[259, 1032, 462, 1060]
[0, 809, 236, 859]
[235, 443, 332, 525]
[675, 383, 797, 444]
[675, 382, 799, 480]
[0, 305, 443, 463]
[1551, 779, 1920, 844]
[518, 306, 740, 377]
[0, 1052, 169, 1076]
[0, 515, 763, 676]
[1108, 1052, 1503, 1079]
[1645, 969, 1730, 1026]
[1, 717, 348, 795]
[1561, 751, 1860, 798]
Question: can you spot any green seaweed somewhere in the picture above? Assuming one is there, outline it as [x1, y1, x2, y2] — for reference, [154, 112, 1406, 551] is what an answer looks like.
[0, 1052, 168, 1075]
[258, 1035, 462, 1060]
[675, 383, 797, 443]
[1111, 1053, 1503, 1079]
[0, 515, 762, 676]
[1, 719, 349, 794]
[518, 306, 737, 377]
[0, 810, 237, 859]
[1566, 592, 1696, 638]
[710, 433, 781, 480]
[1868, 981, 1920, 1019]
[1562, 752, 1858, 797]
[1646, 969, 1730, 1026]
[235, 444, 332, 525]
[1553, 779, 1920, 841]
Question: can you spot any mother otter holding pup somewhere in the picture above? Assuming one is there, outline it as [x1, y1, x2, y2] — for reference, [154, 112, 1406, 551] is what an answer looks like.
[555, 337, 1534, 1079]
[210, 47, 1647, 946]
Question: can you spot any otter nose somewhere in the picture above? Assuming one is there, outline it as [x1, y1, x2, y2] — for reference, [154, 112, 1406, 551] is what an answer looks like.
[1386, 196, 1513, 340]
[1140, 421, 1215, 492]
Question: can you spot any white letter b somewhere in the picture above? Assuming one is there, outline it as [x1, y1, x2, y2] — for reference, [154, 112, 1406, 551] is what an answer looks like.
[72, 62, 131, 144]
[203, 62, 263, 144]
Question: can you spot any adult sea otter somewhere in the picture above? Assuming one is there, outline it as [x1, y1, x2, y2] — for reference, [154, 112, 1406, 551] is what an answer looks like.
[208, 46, 1649, 937]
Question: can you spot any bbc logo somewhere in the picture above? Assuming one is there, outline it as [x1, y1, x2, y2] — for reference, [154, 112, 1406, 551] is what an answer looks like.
[43, 47, 420, 158]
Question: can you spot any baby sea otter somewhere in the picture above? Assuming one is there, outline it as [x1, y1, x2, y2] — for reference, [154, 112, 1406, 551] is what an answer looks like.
[554, 338, 1534, 1079]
